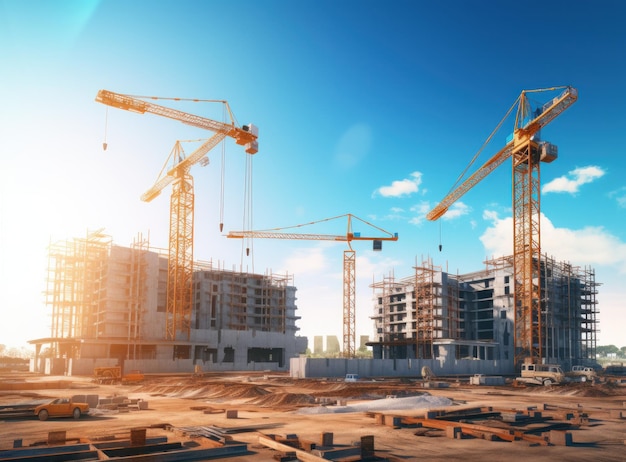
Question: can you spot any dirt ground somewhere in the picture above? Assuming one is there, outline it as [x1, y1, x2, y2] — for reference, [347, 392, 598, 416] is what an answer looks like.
[0, 371, 624, 461]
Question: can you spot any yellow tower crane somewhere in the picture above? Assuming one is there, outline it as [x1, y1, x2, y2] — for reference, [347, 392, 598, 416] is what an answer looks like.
[426, 86, 577, 368]
[227, 214, 398, 357]
[95, 90, 259, 341]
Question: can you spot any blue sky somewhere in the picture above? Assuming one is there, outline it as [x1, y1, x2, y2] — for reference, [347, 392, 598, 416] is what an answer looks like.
[1, 0, 625, 350]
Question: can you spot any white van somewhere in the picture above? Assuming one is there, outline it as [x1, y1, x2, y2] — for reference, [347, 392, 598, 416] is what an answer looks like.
[345, 374, 359, 382]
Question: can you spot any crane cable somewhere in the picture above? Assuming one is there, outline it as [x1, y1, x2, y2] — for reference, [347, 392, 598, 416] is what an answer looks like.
[241, 153, 254, 270]
[447, 95, 520, 194]
[219, 139, 226, 232]
[219, 102, 228, 232]
[447, 86, 567, 195]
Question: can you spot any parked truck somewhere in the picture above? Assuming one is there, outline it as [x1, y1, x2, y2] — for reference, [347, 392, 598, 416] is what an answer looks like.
[34, 397, 89, 421]
[516, 363, 565, 386]
[566, 365, 597, 382]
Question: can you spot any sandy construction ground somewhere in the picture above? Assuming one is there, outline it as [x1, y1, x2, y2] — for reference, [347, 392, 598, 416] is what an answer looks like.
[0, 371, 624, 461]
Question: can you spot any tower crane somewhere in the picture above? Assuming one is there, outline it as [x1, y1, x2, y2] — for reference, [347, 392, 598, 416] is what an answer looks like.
[227, 214, 398, 357]
[95, 90, 259, 341]
[426, 86, 577, 368]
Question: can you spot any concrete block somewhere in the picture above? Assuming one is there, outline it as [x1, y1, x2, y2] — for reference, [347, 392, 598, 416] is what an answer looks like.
[384, 415, 402, 427]
[48, 431, 66, 445]
[72, 394, 86, 403]
[321, 432, 333, 447]
[549, 430, 573, 446]
[226, 410, 238, 419]
[300, 440, 316, 451]
[361, 435, 375, 458]
[130, 428, 146, 446]
[609, 409, 624, 419]
[86, 394, 99, 408]
[446, 426, 462, 439]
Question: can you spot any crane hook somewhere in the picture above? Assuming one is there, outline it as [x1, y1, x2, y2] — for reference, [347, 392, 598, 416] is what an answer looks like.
[102, 107, 108, 151]
[438, 221, 443, 252]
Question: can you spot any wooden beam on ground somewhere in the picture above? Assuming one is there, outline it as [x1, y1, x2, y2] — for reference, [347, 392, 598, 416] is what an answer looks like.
[402, 417, 550, 445]
[258, 435, 328, 462]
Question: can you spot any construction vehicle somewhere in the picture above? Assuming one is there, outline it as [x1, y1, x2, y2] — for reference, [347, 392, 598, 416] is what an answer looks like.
[93, 366, 122, 384]
[566, 365, 597, 383]
[93, 366, 144, 384]
[34, 397, 90, 421]
[95, 90, 258, 341]
[516, 363, 565, 386]
[426, 86, 577, 368]
[122, 370, 145, 384]
[227, 214, 398, 357]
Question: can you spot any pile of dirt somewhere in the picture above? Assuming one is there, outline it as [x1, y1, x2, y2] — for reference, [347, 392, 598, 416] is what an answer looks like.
[137, 380, 270, 400]
[245, 392, 317, 408]
[310, 382, 422, 399]
[516, 381, 622, 397]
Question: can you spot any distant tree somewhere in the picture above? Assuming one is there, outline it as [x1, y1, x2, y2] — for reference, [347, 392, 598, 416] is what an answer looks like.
[620, 346, 626, 357]
[597, 345, 620, 357]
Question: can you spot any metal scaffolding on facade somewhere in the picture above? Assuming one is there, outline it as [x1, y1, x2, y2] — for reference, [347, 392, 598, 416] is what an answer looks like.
[414, 259, 442, 359]
[46, 229, 112, 356]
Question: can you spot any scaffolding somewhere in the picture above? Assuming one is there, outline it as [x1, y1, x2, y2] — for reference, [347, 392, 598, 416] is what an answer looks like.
[370, 272, 406, 353]
[370, 254, 598, 365]
[414, 258, 442, 359]
[580, 265, 599, 360]
[190, 262, 292, 334]
[127, 233, 149, 359]
[487, 253, 599, 365]
[46, 229, 112, 356]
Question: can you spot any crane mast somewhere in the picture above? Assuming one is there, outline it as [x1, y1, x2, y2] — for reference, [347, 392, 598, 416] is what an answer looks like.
[96, 90, 258, 341]
[228, 214, 398, 357]
[426, 86, 577, 368]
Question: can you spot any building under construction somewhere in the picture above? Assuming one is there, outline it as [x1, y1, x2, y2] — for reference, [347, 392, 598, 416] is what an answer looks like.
[368, 255, 598, 371]
[30, 230, 307, 376]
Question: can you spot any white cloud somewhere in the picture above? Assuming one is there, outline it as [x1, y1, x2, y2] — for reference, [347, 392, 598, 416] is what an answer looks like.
[376, 172, 422, 197]
[408, 201, 431, 225]
[608, 187, 626, 208]
[480, 211, 626, 273]
[543, 165, 605, 194]
[281, 245, 332, 275]
[441, 202, 470, 221]
[407, 200, 470, 225]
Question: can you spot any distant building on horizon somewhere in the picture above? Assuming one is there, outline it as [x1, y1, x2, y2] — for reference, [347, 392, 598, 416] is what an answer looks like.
[326, 335, 340, 354]
[313, 336, 324, 354]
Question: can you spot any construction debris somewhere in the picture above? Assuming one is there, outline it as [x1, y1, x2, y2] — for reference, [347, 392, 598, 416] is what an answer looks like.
[0, 427, 248, 461]
[369, 403, 594, 447]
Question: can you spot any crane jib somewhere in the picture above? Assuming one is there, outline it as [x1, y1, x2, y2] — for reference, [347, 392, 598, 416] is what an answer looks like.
[95, 90, 258, 148]
[426, 86, 577, 221]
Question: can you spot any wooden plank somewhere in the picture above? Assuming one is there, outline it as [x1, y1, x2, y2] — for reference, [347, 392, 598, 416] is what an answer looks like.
[258, 435, 328, 462]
